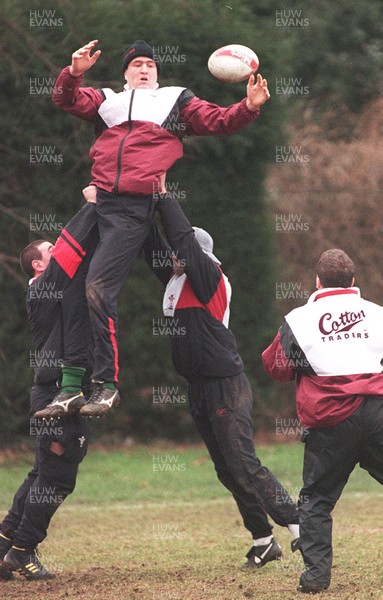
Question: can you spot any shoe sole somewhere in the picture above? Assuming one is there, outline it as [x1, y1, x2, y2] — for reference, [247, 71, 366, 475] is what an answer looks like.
[3, 557, 55, 580]
[297, 584, 328, 594]
[18, 568, 55, 580]
[80, 392, 120, 417]
[34, 396, 86, 418]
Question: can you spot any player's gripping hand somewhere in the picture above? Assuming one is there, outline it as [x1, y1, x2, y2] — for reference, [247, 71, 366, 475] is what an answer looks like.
[82, 185, 97, 203]
[70, 40, 101, 77]
[246, 74, 270, 112]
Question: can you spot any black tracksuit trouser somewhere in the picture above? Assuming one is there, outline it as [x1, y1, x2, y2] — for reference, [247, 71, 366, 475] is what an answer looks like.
[0, 383, 89, 550]
[86, 189, 157, 383]
[299, 396, 383, 589]
[188, 371, 299, 540]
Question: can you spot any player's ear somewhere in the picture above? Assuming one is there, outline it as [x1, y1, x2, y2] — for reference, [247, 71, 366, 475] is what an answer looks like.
[31, 258, 43, 273]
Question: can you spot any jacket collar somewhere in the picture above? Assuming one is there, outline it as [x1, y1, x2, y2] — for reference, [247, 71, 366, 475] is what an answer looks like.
[308, 287, 361, 303]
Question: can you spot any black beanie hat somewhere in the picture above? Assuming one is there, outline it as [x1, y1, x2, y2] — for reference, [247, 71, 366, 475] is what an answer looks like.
[122, 40, 161, 74]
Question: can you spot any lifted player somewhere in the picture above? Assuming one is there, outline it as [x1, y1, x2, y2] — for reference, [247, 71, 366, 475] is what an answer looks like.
[51, 39, 270, 417]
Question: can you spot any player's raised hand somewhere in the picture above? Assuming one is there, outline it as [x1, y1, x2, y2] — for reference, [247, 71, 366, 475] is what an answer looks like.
[246, 74, 270, 112]
[70, 40, 101, 77]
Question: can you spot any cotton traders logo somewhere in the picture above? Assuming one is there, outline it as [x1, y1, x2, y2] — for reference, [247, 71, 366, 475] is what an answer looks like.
[318, 309, 368, 342]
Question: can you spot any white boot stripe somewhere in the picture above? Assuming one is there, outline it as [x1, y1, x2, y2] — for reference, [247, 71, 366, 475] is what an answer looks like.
[260, 543, 273, 560]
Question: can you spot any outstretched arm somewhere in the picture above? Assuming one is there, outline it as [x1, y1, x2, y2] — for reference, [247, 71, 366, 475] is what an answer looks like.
[143, 220, 173, 287]
[27, 202, 99, 342]
[156, 196, 221, 304]
[52, 40, 103, 121]
[69, 39, 102, 77]
[180, 73, 270, 136]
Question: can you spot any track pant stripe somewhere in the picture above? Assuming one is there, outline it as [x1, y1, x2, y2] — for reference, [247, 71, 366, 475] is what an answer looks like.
[108, 317, 119, 383]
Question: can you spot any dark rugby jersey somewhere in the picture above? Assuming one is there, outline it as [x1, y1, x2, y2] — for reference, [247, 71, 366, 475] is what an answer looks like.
[27, 203, 98, 384]
[144, 197, 243, 381]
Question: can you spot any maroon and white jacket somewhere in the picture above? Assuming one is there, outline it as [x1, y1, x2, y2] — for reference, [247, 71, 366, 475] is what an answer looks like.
[262, 287, 383, 428]
[52, 66, 260, 196]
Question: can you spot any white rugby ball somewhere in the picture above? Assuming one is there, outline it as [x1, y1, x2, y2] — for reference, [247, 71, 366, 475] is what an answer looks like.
[208, 44, 259, 83]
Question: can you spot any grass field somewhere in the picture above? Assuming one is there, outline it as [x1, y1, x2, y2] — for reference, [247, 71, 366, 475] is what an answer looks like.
[0, 442, 382, 599]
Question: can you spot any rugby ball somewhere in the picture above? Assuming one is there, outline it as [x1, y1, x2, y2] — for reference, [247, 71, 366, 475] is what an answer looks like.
[208, 44, 259, 83]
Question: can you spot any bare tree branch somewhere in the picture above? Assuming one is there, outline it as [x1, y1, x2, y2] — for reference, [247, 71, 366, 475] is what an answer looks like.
[0, 203, 30, 227]
[266, 97, 383, 307]
[0, 252, 20, 265]
[0, 15, 61, 71]
[0, 254, 25, 286]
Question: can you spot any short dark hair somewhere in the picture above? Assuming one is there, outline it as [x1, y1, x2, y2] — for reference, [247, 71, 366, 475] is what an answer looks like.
[317, 249, 355, 288]
[19, 239, 46, 278]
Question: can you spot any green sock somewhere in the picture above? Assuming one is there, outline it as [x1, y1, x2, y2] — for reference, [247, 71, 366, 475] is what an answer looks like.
[104, 382, 117, 391]
[61, 366, 86, 394]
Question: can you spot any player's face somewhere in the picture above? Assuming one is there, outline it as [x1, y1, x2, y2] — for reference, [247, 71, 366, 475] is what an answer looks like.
[124, 57, 158, 89]
[37, 241, 54, 272]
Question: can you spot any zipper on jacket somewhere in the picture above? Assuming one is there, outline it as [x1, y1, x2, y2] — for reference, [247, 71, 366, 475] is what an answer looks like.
[113, 89, 135, 194]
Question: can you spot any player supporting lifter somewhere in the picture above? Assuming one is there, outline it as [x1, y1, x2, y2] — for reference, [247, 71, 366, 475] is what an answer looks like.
[0, 200, 98, 580]
[143, 193, 301, 569]
[50, 39, 270, 417]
